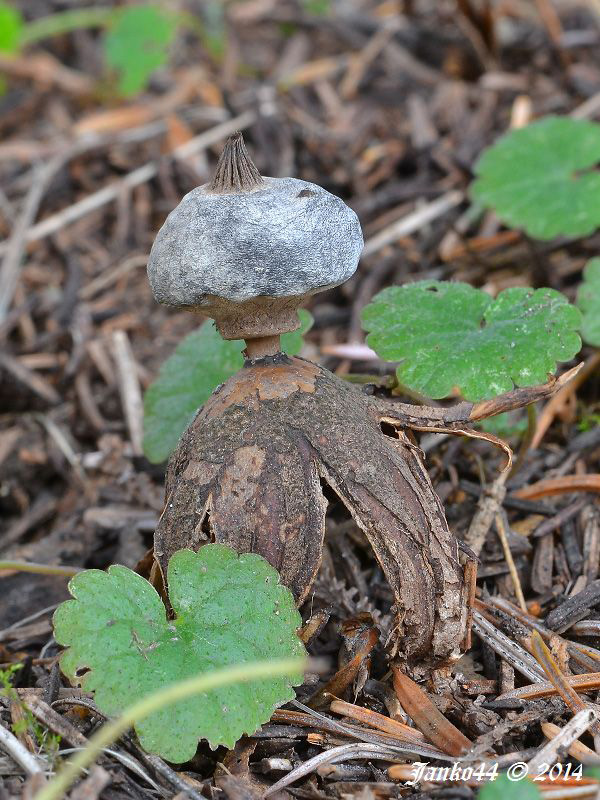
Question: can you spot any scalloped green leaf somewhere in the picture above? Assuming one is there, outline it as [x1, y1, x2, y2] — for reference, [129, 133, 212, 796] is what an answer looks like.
[472, 117, 600, 240]
[53, 545, 305, 762]
[104, 6, 178, 95]
[577, 258, 600, 347]
[361, 281, 582, 402]
[143, 311, 312, 463]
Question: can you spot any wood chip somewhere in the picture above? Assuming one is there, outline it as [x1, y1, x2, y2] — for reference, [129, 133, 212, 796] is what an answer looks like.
[392, 668, 472, 756]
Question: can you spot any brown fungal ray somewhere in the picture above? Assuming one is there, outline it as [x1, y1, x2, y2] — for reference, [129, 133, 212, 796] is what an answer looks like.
[154, 356, 467, 671]
[155, 356, 327, 605]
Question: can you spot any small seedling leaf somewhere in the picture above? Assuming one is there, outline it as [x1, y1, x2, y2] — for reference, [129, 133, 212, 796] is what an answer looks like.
[472, 116, 600, 239]
[104, 6, 178, 95]
[143, 311, 312, 463]
[0, 2, 23, 53]
[586, 767, 600, 780]
[478, 774, 540, 799]
[200, 1, 226, 59]
[361, 281, 581, 401]
[301, 0, 332, 14]
[53, 545, 305, 761]
[577, 258, 600, 347]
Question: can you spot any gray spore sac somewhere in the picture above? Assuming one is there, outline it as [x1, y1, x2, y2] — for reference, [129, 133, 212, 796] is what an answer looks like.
[147, 176, 363, 307]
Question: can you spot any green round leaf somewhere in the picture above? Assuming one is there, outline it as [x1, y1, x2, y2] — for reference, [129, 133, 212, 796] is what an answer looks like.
[0, 2, 23, 53]
[577, 257, 600, 347]
[104, 6, 178, 95]
[53, 545, 305, 761]
[143, 311, 312, 464]
[361, 281, 582, 402]
[472, 116, 600, 240]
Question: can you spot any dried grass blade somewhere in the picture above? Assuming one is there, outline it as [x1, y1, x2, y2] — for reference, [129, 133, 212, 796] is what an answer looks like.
[291, 701, 447, 759]
[497, 672, 600, 702]
[495, 512, 527, 610]
[530, 630, 600, 735]
[515, 475, 600, 500]
[329, 699, 425, 741]
[528, 708, 598, 774]
[486, 596, 600, 671]
[263, 742, 401, 797]
[542, 721, 600, 765]
[531, 353, 600, 449]
[472, 610, 546, 682]
[538, 785, 600, 798]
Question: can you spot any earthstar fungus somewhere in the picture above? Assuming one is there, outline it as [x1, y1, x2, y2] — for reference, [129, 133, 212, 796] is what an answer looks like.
[147, 133, 573, 673]
[148, 132, 363, 351]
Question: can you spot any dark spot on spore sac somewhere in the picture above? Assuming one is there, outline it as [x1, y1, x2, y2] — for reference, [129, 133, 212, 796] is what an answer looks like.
[297, 189, 316, 198]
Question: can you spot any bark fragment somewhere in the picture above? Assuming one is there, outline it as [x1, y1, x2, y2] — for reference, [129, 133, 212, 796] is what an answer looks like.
[154, 357, 468, 671]
[154, 358, 579, 670]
